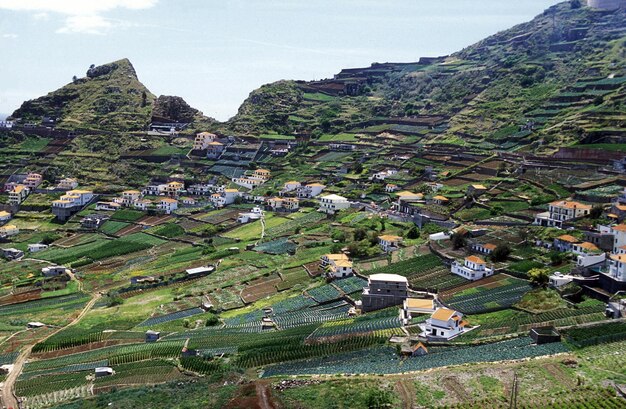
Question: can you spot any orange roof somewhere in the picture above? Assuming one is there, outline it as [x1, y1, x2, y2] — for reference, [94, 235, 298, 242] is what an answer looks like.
[613, 224, 626, 232]
[325, 254, 348, 261]
[549, 200, 591, 210]
[471, 184, 487, 190]
[379, 235, 402, 242]
[431, 308, 458, 321]
[160, 198, 178, 203]
[466, 255, 485, 265]
[208, 141, 223, 145]
[397, 191, 422, 197]
[307, 183, 326, 187]
[12, 185, 26, 193]
[413, 342, 428, 352]
[610, 254, 626, 263]
[608, 213, 619, 219]
[405, 298, 434, 309]
[333, 260, 353, 268]
[557, 234, 580, 243]
[123, 190, 140, 194]
[482, 243, 497, 250]
[615, 204, 626, 211]
[577, 242, 600, 252]
[433, 195, 449, 201]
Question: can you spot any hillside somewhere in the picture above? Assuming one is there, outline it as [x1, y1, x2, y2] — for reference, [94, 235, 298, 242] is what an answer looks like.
[225, 2, 626, 152]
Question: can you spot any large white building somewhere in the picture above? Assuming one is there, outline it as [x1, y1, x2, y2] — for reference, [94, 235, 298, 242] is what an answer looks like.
[297, 183, 325, 198]
[193, 132, 216, 150]
[318, 194, 350, 214]
[451, 256, 494, 281]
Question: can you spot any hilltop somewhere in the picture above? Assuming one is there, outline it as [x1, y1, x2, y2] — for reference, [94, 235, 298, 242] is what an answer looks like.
[10, 59, 215, 132]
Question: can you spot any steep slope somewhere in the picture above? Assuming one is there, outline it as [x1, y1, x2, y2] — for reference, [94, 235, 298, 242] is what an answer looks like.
[225, 2, 626, 151]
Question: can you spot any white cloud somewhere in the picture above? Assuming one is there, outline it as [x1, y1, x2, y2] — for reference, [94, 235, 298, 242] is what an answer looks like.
[2, 33, 18, 38]
[0, 0, 157, 34]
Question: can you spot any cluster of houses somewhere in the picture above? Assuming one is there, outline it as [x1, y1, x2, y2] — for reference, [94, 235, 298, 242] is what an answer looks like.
[3, 172, 43, 206]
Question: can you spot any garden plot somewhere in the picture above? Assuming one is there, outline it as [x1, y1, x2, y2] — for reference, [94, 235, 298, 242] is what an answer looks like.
[441, 274, 532, 314]
[138, 307, 205, 327]
[277, 267, 311, 291]
[240, 274, 282, 304]
[262, 336, 569, 377]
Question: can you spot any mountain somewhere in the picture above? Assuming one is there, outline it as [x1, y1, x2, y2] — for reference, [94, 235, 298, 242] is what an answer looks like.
[9, 59, 215, 132]
[224, 2, 626, 152]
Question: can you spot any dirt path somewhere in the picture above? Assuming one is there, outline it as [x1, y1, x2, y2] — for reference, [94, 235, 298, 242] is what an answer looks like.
[255, 381, 276, 409]
[395, 380, 415, 409]
[1, 292, 100, 409]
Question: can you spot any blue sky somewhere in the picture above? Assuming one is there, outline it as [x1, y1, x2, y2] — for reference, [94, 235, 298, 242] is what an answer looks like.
[0, 0, 561, 121]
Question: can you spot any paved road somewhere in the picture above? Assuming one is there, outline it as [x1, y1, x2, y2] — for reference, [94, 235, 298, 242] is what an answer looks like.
[1, 293, 100, 409]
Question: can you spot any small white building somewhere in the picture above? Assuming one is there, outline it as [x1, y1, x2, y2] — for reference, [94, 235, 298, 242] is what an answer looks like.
[451, 256, 494, 281]
[0, 225, 19, 237]
[41, 266, 69, 277]
[421, 308, 467, 340]
[549, 272, 575, 288]
[95, 201, 121, 211]
[237, 206, 263, 223]
[283, 181, 302, 192]
[0, 211, 11, 222]
[28, 243, 49, 253]
[193, 132, 217, 150]
[318, 194, 350, 214]
[327, 259, 353, 278]
[534, 200, 592, 228]
[57, 178, 79, 190]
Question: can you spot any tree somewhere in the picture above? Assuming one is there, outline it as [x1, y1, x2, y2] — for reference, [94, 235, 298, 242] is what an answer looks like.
[407, 226, 419, 239]
[528, 268, 550, 286]
[352, 162, 363, 174]
[141, 91, 148, 107]
[490, 244, 511, 262]
[571, 0, 582, 9]
[589, 205, 603, 219]
[205, 313, 219, 326]
[450, 232, 466, 250]
[353, 228, 367, 242]
[72, 75, 78, 83]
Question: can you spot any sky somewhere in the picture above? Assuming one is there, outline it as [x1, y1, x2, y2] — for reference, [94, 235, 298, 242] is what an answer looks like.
[0, 0, 561, 121]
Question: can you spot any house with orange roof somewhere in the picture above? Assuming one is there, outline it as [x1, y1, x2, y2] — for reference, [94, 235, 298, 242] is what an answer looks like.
[451, 255, 494, 281]
[421, 308, 468, 340]
[607, 253, 626, 286]
[157, 198, 178, 214]
[9, 184, 29, 206]
[206, 141, 224, 159]
[472, 242, 497, 255]
[378, 234, 403, 253]
[432, 195, 450, 205]
[385, 183, 398, 193]
[283, 181, 301, 192]
[534, 200, 592, 228]
[193, 132, 216, 150]
[466, 184, 487, 197]
[572, 241, 606, 269]
[553, 234, 581, 252]
[401, 298, 436, 325]
[610, 224, 626, 252]
[0, 211, 12, 223]
[400, 341, 429, 357]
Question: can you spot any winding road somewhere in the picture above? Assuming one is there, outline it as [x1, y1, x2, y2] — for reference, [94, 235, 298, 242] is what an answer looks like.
[0, 292, 100, 409]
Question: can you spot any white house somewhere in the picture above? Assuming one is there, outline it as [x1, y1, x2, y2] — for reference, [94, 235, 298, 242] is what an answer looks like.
[451, 256, 494, 281]
[157, 198, 178, 214]
[534, 200, 592, 228]
[210, 189, 241, 208]
[297, 183, 325, 198]
[607, 253, 626, 282]
[320, 254, 353, 278]
[611, 224, 626, 252]
[321, 253, 349, 269]
[385, 184, 398, 193]
[41, 266, 69, 277]
[421, 308, 467, 340]
[0, 225, 19, 237]
[318, 194, 350, 214]
[52, 190, 94, 209]
[379, 235, 402, 253]
[193, 132, 216, 150]
[95, 202, 121, 211]
[9, 185, 29, 206]
[0, 211, 11, 222]
[237, 206, 263, 223]
[283, 181, 301, 192]
[57, 178, 79, 190]
[369, 169, 397, 181]
[23, 173, 43, 189]
[28, 243, 49, 253]
[396, 191, 423, 203]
